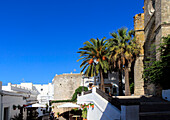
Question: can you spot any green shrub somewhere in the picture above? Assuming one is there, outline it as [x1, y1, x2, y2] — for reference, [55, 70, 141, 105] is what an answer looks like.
[143, 35, 170, 89]
[52, 86, 88, 103]
[130, 82, 134, 94]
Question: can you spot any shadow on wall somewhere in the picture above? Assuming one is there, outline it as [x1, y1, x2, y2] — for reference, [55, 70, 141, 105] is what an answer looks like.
[100, 104, 120, 120]
[87, 102, 120, 120]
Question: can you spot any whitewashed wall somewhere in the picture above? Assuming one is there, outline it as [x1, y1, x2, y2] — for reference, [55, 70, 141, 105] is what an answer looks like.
[81, 77, 94, 88]
[2, 95, 27, 120]
[34, 83, 54, 104]
[77, 88, 120, 120]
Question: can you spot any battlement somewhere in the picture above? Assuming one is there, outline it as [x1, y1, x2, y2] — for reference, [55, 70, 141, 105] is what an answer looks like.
[134, 13, 144, 31]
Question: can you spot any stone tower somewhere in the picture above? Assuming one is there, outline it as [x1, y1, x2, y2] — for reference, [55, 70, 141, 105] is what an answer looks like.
[52, 73, 82, 100]
[134, 13, 145, 95]
[144, 0, 170, 60]
[144, 0, 170, 95]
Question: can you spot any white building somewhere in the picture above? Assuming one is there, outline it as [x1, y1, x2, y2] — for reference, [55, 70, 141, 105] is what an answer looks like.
[81, 76, 95, 90]
[2, 83, 39, 104]
[34, 83, 54, 104]
[0, 81, 39, 120]
[77, 87, 139, 120]
[5, 82, 54, 105]
[82, 71, 125, 96]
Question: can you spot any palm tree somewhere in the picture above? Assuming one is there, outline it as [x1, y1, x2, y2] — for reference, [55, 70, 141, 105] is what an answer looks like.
[77, 37, 109, 92]
[108, 28, 140, 96]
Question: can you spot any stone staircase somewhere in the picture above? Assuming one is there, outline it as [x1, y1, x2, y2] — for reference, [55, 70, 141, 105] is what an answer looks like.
[139, 97, 170, 120]
[96, 89, 170, 120]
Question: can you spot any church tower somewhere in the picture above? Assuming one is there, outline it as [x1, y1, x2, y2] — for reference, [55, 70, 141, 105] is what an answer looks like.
[144, 0, 170, 95]
[134, 0, 170, 96]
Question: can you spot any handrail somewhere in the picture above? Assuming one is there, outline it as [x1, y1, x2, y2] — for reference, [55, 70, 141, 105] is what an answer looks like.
[84, 90, 92, 95]
[96, 88, 121, 110]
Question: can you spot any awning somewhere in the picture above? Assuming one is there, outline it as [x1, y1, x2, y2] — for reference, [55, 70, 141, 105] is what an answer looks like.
[26, 103, 46, 108]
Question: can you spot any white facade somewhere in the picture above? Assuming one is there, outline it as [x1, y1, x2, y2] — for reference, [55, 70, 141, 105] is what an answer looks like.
[81, 76, 95, 90]
[4, 82, 54, 105]
[82, 71, 124, 95]
[1, 92, 27, 120]
[2, 83, 38, 103]
[34, 83, 54, 104]
[0, 81, 32, 120]
[77, 87, 140, 120]
[77, 87, 121, 120]
[1, 82, 54, 119]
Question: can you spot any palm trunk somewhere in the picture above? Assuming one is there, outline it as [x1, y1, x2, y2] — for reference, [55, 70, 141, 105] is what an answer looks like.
[100, 68, 105, 92]
[94, 76, 96, 86]
[118, 70, 123, 96]
[125, 67, 131, 96]
[94, 64, 96, 85]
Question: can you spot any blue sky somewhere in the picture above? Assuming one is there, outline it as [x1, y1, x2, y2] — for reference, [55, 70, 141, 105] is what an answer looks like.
[0, 0, 144, 85]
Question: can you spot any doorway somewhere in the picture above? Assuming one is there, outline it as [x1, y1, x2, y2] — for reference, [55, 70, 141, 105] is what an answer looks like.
[105, 87, 110, 94]
[4, 107, 9, 120]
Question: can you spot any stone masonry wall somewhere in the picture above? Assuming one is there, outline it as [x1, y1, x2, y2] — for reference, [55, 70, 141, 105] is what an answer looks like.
[143, 0, 170, 96]
[52, 73, 82, 115]
[134, 13, 145, 95]
[161, 0, 170, 37]
[53, 73, 82, 100]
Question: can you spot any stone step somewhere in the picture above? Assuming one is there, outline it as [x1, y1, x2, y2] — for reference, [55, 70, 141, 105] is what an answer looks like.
[140, 115, 170, 120]
[140, 103, 170, 112]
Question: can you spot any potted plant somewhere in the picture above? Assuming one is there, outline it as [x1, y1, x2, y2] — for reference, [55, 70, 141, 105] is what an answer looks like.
[13, 105, 16, 110]
[17, 105, 21, 109]
[46, 103, 48, 111]
[81, 104, 85, 109]
[57, 112, 60, 118]
[82, 108, 87, 120]
[90, 103, 94, 109]
[86, 105, 89, 109]
[52, 106, 54, 109]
